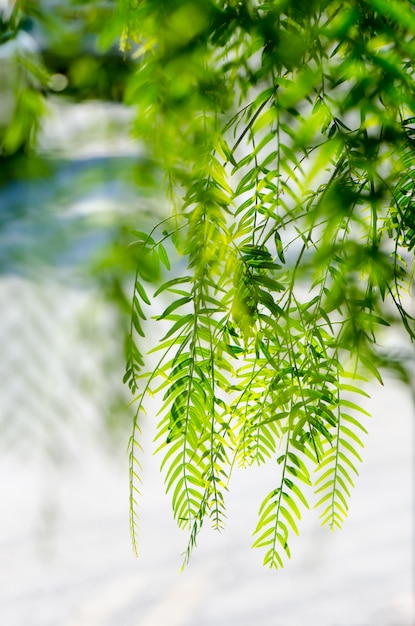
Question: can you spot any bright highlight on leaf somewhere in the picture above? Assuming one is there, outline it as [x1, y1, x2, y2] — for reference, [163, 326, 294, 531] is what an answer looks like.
[122, 0, 415, 569]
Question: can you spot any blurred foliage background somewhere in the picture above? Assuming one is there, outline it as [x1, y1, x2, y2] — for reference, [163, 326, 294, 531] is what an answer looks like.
[0, 0, 160, 462]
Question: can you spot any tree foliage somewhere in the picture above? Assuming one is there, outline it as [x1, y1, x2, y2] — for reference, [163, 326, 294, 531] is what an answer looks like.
[121, 0, 415, 568]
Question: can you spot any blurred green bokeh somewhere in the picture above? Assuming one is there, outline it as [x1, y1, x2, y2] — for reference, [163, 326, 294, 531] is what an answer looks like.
[0, 0, 161, 460]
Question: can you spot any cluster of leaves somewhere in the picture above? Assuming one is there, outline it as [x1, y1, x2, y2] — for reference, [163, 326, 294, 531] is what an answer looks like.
[122, 0, 415, 568]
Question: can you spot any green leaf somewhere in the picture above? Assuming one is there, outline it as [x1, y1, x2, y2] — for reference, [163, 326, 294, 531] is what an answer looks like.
[135, 280, 151, 305]
[162, 314, 194, 340]
[131, 230, 156, 245]
[158, 243, 171, 270]
[132, 312, 145, 337]
[158, 296, 192, 320]
[154, 276, 192, 298]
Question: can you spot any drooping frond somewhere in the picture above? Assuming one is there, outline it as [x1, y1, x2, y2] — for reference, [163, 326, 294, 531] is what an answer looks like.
[121, 0, 415, 568]
[314, 377, 370, 530]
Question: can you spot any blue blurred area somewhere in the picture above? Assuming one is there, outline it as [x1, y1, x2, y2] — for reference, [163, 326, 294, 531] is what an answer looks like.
[0, 154, 145, 281]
